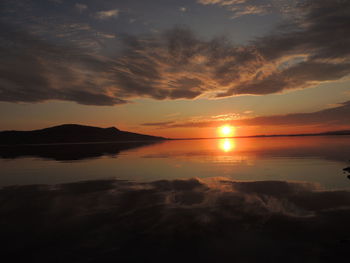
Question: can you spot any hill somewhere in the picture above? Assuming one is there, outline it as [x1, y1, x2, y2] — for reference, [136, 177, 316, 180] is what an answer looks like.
[0, 124, 166, 145]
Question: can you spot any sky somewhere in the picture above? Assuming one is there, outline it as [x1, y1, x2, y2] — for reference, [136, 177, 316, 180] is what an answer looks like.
[0, 0, 350, 138]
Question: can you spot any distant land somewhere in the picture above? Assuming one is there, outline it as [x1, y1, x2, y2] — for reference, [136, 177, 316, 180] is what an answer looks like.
[174, 130, 350, 140]
[238, 130, 350, 138]
[0, 124, 166, 145]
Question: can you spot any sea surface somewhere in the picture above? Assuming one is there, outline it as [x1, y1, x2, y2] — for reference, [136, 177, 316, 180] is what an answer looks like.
[1, 136, 349, 189]
[1, 136, 350, 262]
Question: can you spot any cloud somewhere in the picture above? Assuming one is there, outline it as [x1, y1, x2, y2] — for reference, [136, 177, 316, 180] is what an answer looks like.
[98, 0, 350, 102]
[177, 1, 350, 99]
[230, 5, 267, 18]
[197, 0, 294, 18]
[235, 101, 350, 127]
[217, 0, 350, 97]
[75, 3, 87, 13]
[197, 0, 305, 18]
[0, 23, 127, 106]
[143, 101, 350, 129]
[49, 0, 63, 4]
[142, 121, 175, 127]
[198, 0, 248, 5]
[1, 0, 350, 106]
[95, 9, 119, 20]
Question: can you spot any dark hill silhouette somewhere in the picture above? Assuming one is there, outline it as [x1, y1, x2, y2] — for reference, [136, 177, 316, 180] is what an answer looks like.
[0, 124, 166, 145]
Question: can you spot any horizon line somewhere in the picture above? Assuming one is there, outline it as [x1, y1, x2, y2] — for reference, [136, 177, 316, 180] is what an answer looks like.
[171, 131, 350, 141]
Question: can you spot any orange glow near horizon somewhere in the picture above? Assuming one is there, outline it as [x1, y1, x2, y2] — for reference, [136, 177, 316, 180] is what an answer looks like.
[218, 125, 235, 138]
[219, 138, 236, 152]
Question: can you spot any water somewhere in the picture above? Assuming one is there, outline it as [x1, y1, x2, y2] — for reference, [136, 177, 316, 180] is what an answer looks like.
[1, 136, 349, 189]
[1, 136, 350, 262]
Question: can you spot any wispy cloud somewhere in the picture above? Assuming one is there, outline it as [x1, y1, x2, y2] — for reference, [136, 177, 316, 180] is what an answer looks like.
[229, 5, 267, 18]
[49, 0, 63, 4]
[75, 3, 88, 13]
[142, 121, 175, 127]
[197, 0, 304, 18]
[95, 9, 119, 20]
[198, 0, 270, 18]
[142, 112, 242, 128]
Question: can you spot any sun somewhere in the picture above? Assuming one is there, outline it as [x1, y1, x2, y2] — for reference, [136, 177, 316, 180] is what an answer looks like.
[218, 125, 235, 137]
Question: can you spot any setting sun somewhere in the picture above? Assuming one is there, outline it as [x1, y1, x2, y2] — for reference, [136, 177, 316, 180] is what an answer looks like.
[218, 125, 235, 137]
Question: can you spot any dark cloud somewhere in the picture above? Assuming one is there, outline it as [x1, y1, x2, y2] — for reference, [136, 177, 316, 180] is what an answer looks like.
[0, 0, 350, 105]
[0, 23, 127, 106]
[142, 121, 175, 127]
[221, 0, 350, 96]
[113, 0, 350, 100]
[1, 178, 350, 262]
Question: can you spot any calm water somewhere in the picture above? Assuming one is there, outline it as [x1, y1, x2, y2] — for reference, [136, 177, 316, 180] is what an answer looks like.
[1, 136, 349, 189]
[2, 136, 350, 262]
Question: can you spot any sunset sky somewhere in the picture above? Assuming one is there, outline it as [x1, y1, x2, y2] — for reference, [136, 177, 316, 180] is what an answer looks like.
[1, 0, 350, 138]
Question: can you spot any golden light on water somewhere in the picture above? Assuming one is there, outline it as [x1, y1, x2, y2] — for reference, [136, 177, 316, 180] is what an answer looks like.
[218, 125, 235, 137]
[219, 139, 235, 152]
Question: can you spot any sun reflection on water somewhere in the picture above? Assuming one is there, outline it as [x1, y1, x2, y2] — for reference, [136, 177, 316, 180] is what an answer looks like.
[219, 139, 236, 152]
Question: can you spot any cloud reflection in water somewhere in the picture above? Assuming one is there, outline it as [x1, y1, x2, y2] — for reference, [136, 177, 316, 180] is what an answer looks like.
[1, 177, 349, 262]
